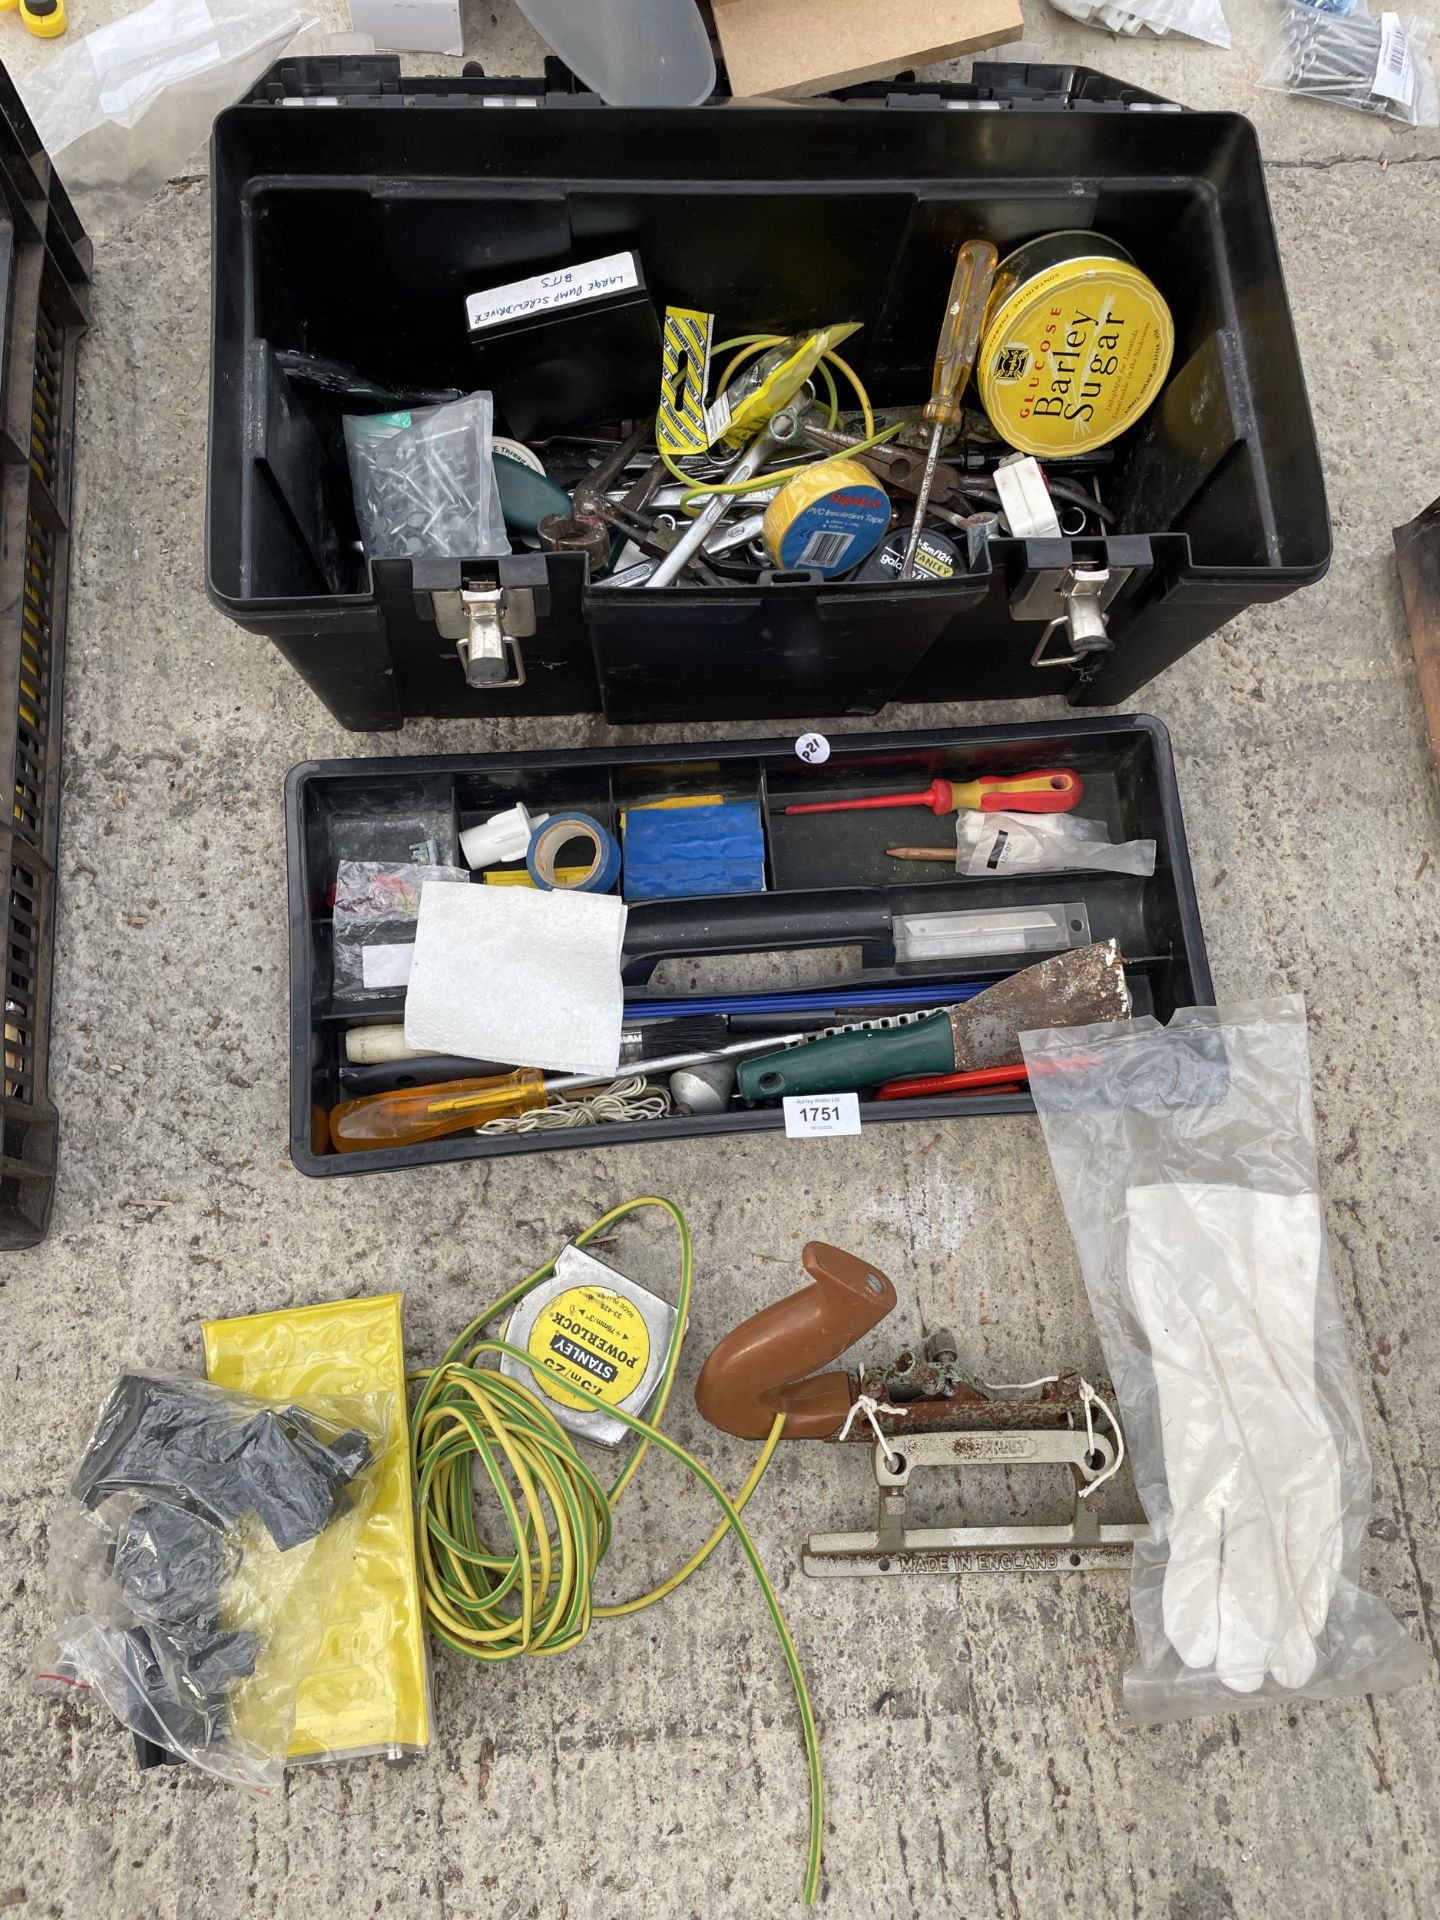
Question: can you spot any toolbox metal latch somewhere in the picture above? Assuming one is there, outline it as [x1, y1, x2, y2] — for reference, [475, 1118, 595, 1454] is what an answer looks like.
[1011, 563, 1129, 669]
[433, 583, 535, 689]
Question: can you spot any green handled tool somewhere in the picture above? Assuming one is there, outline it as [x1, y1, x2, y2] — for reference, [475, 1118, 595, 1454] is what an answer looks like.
[736, 941, 1129, 1102]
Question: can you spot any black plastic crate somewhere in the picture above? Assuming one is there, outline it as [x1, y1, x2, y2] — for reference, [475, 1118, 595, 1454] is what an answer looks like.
[209, 58, 1328, 731]
[0, 62, 91, 1249]
[286, 714, 1212, 1177]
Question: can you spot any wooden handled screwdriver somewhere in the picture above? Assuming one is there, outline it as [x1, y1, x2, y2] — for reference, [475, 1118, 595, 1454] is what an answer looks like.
[899, 238, 998, 582]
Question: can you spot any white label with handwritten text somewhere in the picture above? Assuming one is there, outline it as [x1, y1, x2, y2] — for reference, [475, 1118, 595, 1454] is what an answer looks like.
[466, 253, 640, 333]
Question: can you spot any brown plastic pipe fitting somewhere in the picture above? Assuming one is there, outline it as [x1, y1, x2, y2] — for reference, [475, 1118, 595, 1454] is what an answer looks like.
[694, 1242, 899, 1440]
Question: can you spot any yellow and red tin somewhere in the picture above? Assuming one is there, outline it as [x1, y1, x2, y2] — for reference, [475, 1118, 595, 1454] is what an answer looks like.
[978, 232, 1174, 458]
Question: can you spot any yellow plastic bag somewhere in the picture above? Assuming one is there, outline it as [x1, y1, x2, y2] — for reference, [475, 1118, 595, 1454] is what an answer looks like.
[721, 322, 861, 447]
[203, 1294, 430, 1759]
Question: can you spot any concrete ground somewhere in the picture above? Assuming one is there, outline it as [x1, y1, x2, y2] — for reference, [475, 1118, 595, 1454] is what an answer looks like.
[2, 2, 1438, 1915]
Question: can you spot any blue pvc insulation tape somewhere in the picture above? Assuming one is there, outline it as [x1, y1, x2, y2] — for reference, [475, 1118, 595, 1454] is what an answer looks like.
[525, 812, 622, 893]
[774, 479, 890, 577]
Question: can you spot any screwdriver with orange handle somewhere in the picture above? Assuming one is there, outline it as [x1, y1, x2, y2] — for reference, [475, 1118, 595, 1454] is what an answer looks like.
[783, 769, 1082, 819]
[330, 1067, 551, 1149]
[327, 1031, 813, 1151]
[899, 237, 998, 582]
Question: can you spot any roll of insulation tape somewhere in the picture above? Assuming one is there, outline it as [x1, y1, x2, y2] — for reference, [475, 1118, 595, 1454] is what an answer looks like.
[858, 528, 960, 584]
[492, 437, 545, 474]
[525, 812, 622, 893]
[762, 458, 891, 577]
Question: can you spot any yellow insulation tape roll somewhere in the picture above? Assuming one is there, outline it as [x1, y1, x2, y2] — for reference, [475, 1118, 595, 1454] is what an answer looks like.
[762, 457, 891, 577]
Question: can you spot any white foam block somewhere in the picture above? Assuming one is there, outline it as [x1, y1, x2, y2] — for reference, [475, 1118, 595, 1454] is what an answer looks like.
[403, 883, 628, 1079]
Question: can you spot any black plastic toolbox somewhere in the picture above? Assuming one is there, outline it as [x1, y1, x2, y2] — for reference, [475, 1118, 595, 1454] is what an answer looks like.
[0, 63, 90, 1249]
[207, 57, 1329, 732]
[287, 713, 1212, 1176]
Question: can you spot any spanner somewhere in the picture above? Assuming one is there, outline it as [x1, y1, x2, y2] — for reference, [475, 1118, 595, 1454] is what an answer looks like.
[646, 407, 807, 589]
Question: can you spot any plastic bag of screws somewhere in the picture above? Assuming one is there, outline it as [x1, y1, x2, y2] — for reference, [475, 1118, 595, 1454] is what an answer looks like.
[1259, 2, 1438, 126]
[1046, 0, 1231, 51]
[343, 392, 511, 562]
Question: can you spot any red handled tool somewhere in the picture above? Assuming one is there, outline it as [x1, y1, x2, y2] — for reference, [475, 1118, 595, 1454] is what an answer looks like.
[875, 1063, 1030, 1100]
[875, 1051, 1101, 1100]
[784, 770, 1081, 819]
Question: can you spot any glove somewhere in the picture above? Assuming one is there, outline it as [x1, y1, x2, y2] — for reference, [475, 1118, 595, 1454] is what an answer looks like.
[1125, 1184, 1343, 1693]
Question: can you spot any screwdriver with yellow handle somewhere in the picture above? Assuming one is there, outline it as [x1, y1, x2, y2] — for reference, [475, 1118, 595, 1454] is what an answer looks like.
[899, 237, 998, 582]
[327, 1033, 811, 1151]
[783, 769, 1082, 818]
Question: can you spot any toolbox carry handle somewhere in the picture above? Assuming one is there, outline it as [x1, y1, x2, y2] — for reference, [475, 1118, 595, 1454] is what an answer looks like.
[621, 890, 894, 984]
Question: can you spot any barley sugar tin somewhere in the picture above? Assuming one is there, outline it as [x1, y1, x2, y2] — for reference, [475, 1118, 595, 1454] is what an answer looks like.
[978, 232, 1174, 458]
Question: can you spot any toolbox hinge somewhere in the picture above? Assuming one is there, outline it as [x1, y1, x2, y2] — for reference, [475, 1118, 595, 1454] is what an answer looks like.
[254, 55, 599, 107]
[975, 61, 1181, 109]
[254, 55, 406, 103]
[432, 581, 535, 689]
[866, 62, 1182, 112]
[453, 56, 601, 105]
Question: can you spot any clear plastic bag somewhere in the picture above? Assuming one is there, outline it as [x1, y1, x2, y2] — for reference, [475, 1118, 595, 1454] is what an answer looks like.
[955, 810, 1157, 879]
[1047, 0, 1231, 48]
[331, 861, 469, 1002]
[1260, 3, 1440, 126]
[18, 0, 325, 238]
[343, 395, 511, 564]
[1019, 998, 1426, 1721]
[38, 1375, 390, 1787]
[328, 803, 461, 873]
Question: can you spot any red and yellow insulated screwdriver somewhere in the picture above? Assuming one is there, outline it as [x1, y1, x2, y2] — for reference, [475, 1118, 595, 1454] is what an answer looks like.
[783, 769, 1082, 818]
[899, 236, 998, 582]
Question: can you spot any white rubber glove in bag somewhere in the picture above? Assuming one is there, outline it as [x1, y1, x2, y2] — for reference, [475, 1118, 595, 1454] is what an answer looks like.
[1126, 1185, 1343, 1692]
[1020, 997, 1425, 1722]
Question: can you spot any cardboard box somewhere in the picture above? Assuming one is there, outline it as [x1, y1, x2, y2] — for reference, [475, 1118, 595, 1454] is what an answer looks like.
[714, 0, 1023, 100]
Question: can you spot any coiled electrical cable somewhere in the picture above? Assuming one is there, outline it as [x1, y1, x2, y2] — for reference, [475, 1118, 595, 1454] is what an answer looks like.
[409, 1197, 822, 1904]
